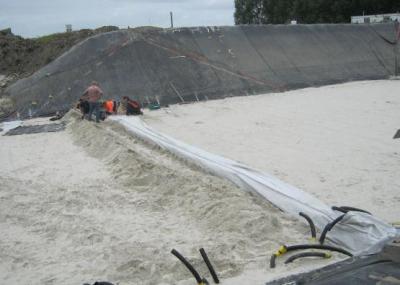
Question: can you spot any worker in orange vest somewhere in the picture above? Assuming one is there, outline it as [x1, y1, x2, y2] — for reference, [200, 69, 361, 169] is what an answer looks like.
[103, 100, 116, 115]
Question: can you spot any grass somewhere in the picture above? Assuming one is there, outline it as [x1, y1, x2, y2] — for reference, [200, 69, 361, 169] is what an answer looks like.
[35, 33, 68, 44]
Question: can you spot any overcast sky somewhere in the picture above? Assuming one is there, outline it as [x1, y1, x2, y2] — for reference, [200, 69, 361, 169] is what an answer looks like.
[0, 0, 235, 38]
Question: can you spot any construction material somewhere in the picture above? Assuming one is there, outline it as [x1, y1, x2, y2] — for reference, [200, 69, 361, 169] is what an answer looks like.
[171, 249, 208, 285]
[284, 252, 331, 264]
[269, 244, 352, 268]
[5, 23, 399, 119]
[299, 212, 317, 240]
[332, 206, 372, 215]
[267, 253, 400, 285]
[319, 214, 346, 245]
[110, 116, 399, 256]
[5, 122, 65, 136]
[199, 248, 220, 284]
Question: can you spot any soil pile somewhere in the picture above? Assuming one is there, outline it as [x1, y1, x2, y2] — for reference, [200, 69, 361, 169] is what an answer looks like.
[0, 112, 333, 284]
[0, 26, 119, 89]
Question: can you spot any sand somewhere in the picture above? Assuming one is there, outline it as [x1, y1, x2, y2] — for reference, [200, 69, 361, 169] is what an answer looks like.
[144, 80, 400, 224]
[3, 79, 395, 284]
[0, 114, 336, 285]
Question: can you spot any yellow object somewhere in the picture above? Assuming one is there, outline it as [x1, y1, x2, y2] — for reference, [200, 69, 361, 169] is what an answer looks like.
[275, 245, 288, 256]
[310, 237, 317, 242]
[324, 252, 332, 258]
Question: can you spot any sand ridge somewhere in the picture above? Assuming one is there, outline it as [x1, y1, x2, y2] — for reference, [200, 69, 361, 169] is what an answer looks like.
[0, 112, 328, 285]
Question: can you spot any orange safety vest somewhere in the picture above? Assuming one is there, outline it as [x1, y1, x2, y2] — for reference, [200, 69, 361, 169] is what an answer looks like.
[104, 100, 114, 113]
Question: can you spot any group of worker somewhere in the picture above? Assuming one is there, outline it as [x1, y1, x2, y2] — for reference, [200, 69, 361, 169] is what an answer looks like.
[79, 81, 143, 122]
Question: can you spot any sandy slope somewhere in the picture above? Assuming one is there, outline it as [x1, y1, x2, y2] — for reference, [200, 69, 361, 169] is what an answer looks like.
[0, 114, 333, 285]
[144, 80, 400, 224]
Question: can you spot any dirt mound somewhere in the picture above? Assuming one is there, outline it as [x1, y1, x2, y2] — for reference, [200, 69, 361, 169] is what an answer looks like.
[0, 26, 119, 89]
[0, 110, 329, 284]
[66, 112, 317, 284]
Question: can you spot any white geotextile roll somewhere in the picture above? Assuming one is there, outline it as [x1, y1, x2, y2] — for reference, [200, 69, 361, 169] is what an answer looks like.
[110, 116, 398, 255]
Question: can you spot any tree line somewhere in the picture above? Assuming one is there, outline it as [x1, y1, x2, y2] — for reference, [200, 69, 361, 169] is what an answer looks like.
[234, 0, 400, 24]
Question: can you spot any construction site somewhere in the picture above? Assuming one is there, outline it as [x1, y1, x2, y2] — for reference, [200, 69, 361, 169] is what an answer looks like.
[0, 15, 399, 285]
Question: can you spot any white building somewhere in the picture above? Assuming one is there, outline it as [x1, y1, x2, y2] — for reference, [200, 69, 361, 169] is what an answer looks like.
[351, 13, 400, 24]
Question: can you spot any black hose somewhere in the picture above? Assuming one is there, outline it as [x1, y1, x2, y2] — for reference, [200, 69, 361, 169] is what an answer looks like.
[331, 206, 347, 214]
[299, 212, 317, 239]
[319, 214, 346, 245]
[286, 244, 352, 257]
[332, 206, 371, 215]
[269, 244, 352, 268]
[171, 249, 203, 284]
[284, 252, 331, 264]
[270, 254, 277, 269]
[340, 206, 371, 215]
[199, 248, 219, 284]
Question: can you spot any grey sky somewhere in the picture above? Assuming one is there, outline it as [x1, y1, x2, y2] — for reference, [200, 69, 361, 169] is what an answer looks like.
[0, 0, 235, 38]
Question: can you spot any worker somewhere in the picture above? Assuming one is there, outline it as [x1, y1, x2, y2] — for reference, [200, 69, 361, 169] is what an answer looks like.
[103, 100, 115, 115]
[81, 81, 103, 123]
[122, 96, 143, 115]
[77, 99, 90, 119]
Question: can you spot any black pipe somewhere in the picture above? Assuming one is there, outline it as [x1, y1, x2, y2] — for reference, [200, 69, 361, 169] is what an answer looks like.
[284, 252, 331, 264]
[171, 249, 203, 284]
[332, 206, 371, 215]
[331, 206, 347, 214]
[319, 214, 346, 245]
[269, 244, 352, 268]
[270, 254, 277, 268]
[199, 248, 219, 284]
[286, 244, 352, 256]
[340, 206, 371, 215]
[299, 212, 317, 239]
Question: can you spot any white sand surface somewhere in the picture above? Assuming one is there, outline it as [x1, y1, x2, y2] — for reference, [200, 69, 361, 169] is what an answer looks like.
[144, 80, 400, 224]
[0, 113, 338, 285]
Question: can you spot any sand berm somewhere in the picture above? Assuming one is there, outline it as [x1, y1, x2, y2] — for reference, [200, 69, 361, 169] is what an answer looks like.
[0, 111, 337, 285]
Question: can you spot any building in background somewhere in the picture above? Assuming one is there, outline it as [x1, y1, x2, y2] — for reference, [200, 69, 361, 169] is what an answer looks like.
[65, 24, 72, 33]
[351, 13, 400, 24]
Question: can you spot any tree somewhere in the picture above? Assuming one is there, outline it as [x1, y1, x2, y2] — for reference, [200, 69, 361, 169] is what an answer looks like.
[234, 0, 400, 25]
[234, 0, 265, 24]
